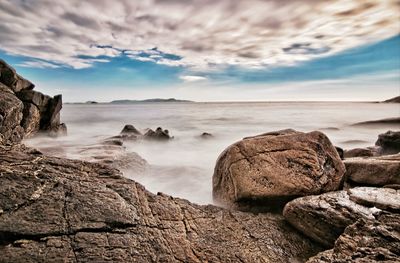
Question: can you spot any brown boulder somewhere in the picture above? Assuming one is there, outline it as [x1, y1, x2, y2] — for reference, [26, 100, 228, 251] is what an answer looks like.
[344, 154, 400, 186]
[213, 130, 345, 211]
[283, 189, 379, 247]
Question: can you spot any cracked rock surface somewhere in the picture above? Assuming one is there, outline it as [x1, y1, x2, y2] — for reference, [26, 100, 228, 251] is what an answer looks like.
[213, 130, 345, 212]
[283, 186, 400, 248]
[306, 213, 400, 262]
[0, 144, 322, 263]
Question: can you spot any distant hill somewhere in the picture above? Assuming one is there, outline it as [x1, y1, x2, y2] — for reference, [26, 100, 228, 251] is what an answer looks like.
[110, 98, 193, 104]
[382, 96, 400, 103]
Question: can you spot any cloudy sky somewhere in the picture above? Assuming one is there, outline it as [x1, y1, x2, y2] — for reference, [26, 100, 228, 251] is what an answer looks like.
[0, 0, 399, 102]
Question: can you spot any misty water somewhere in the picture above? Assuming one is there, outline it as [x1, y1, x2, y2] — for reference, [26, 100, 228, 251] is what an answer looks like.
[25, 102, 400, 205]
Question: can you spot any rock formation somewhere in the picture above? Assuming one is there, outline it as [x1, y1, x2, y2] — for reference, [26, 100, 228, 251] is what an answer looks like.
[144, 127, 172, 141]
[306, 213, 400, 262]
[0, 144, 322, 262]
[383, 95, 400, 103]
[213, 129, 345, 211]
[0, 59, 66, 142]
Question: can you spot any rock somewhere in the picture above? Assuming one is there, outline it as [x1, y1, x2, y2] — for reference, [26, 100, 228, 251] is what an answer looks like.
[348, 187, 400, 212]
[120, 124, 141, 136]
[0, 145, 323, 262]
[213, 130, 345, 211]
[0, 59, 34, 92]
[21, 103, 40, 136]
[306, 213, 400, 262]
[77, 144, 148, 172]
[200, 132, 213, 138]
[383, 95, 400, 103]
[41, 94, 62, 130]
[102, 138, 124, 146]
[335, 146, 344, 159]
[144, 127, 172, 141]
[344, 147, 374, 158]
[344, 154, 400, 186]
[375, 130, 400, 155]
[16, 90, 51, 112]
[283, 189, 379, 247]
[0, 92, 24, 144]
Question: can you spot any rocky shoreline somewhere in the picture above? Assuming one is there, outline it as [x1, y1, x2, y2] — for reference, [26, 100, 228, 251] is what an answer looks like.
[1, 61, 399, 262]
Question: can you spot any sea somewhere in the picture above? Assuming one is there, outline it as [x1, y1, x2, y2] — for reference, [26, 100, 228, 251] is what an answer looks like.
[25, 102, 400, 205]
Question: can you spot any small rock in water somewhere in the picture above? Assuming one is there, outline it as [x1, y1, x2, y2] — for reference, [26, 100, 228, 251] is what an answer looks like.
[375, 130, 400, 155]
[200, 132, 213, 138]
[120, 124, 142, 136]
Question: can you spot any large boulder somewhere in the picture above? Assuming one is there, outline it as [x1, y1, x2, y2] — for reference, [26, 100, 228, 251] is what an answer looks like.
[213, 130, 346, 211]
[0, 145, 323, 262]
[307, 213, 400, 262]
[0, 59, 34, 92]
[0, 91, 24, 144]
[344, 154, 400, 186]
[283, 189, 380, 247]
[375, 130, 400, 155]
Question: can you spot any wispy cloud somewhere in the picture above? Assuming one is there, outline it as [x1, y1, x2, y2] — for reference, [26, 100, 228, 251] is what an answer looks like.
[18, 60, 61, 69]
[0, 0, 398, 70]
[179, 75, 207, 82]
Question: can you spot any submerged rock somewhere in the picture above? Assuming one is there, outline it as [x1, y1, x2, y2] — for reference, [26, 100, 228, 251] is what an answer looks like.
[213, 129, 345, 212]
[0, 145, 323, 262]
[375, 130, 400, 155]
[344, 154, 400, 186]
[200, 132, 213, 139]
[283, 189, 380, 247]
[120, 124, 142, 136]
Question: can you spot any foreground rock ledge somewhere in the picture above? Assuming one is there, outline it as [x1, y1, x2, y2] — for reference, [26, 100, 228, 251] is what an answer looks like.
[0, 145, 322, 263]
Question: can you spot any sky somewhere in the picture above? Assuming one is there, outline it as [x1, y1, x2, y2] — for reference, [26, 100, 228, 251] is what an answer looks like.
[0, 0, 399, 102]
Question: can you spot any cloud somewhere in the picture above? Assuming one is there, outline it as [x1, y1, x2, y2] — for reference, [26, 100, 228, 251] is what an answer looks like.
[179, 75, 207, 82]
[0, 0, 398, 70]
[18, 60, 61, 69]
